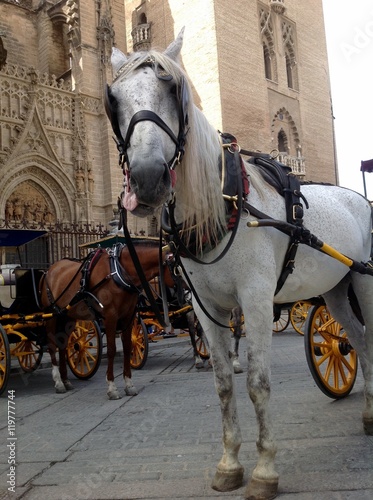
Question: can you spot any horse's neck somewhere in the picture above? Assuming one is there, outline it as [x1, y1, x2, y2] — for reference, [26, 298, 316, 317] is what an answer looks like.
[120, 246, 160, 282]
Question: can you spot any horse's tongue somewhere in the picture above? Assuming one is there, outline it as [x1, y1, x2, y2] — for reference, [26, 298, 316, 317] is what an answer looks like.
[122, 191, 138, 212]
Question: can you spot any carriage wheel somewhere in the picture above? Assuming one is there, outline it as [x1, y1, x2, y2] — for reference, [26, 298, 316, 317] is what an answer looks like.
[290, 301, 312, 335]
[15, 339, 43, 372]
[195, 334, 210, 359]
[304, 304, 358, 399]
[67, 320, 102, 379]
[131, 315, 149, 370]
[272, 309, 290, 333]
[0, 325, 11, 396]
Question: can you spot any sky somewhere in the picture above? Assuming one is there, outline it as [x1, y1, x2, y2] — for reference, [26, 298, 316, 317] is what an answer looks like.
[322, 0, 373, 199]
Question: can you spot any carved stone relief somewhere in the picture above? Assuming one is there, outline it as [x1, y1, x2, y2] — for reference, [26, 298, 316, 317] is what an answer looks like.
[5, 181, 56, 224]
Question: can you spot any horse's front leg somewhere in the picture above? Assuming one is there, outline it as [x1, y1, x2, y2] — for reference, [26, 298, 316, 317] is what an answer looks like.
[105, 319, 120, 400]
[48, 341, 66, 394]
[187, 311, 205, 369]
[197, 307, 244, 492]
[245, 302, 279, 500]
[121, 323, 138, 396]
[47, 320, 73, 393]
[58, 346, 74, 391]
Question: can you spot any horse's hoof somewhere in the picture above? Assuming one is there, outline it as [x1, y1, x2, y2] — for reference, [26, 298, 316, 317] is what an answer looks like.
[211, 465, 244, 492]
[363, 416, 373, 435]
[106, 388, 121, 401]
[107, 393, 120, 401]
[125, 387, 138, 396]
[195, 361, 204, 369]
[55, 384, 66, 394]
[245, 477, 278, 500]
[233, 364, 243, 374]
[63, 380, 74, 391]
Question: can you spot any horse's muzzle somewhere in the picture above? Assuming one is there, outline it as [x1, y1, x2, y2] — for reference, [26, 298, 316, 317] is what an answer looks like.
[126, 160, 172, 213]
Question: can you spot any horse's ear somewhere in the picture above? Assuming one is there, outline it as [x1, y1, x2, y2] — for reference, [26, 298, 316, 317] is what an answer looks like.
[111, 47, 128, 74]
[163, 27, 185, 61]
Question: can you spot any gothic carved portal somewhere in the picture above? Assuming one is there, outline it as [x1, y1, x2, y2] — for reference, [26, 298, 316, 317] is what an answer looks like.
[5, 181, 56, 224]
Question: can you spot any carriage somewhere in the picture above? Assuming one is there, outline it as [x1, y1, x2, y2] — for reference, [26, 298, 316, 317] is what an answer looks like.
[0, 229, 102, 396]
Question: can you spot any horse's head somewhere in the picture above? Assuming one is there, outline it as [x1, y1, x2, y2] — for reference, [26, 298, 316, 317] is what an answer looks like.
[106, 29, 188, 217]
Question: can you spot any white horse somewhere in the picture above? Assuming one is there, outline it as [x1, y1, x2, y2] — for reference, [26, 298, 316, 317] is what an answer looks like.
[105, 29, 373, 500]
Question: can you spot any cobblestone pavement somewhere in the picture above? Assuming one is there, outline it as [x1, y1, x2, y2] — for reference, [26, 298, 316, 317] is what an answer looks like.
[1, 329, 372, 499]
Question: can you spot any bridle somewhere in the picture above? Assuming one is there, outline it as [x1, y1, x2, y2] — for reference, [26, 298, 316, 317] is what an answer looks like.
[104, 56, 189, 173]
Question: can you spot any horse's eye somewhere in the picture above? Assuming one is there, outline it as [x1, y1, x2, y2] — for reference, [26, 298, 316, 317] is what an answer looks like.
[170, 84, 177, 96]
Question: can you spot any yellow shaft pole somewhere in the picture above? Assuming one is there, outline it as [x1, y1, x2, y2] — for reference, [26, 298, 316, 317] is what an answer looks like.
[319, 242, 354, 267]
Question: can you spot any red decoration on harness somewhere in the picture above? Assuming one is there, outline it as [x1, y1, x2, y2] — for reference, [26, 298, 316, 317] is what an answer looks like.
[227, 158, 250, 230]
[170, 169, 177, 187]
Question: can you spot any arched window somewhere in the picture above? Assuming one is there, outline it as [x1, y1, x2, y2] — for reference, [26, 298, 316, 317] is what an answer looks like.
[285, 53, 293, 89]
[282, 21, 298, 90]
[278, 129, 288, 153]
[139, 13, 147, 24]
[259, 7, 277, 82]
[263, 43, 272, 80]
[0, 36, 7, 70]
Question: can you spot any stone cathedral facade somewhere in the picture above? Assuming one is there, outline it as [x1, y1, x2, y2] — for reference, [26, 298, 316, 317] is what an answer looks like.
[0, 0, 336, 247]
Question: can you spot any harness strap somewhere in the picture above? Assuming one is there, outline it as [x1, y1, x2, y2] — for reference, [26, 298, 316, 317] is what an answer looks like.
[108, 244, 139, 293]
[246, 212, 373, 277]
[120, 210, 168, 328]
[247, 156, 308, 293]
[165, 149, 244, 265]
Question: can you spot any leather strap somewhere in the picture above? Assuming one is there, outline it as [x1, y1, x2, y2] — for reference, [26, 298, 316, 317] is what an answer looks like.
[121, 211, 167, 328]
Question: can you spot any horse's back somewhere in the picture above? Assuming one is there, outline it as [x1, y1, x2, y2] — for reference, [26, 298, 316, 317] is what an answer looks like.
[41, 259, 83, 308]
[301, 184, 371, 256]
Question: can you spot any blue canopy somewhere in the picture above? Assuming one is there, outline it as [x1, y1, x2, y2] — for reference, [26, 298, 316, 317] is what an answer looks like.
[0, 229, 47, 247]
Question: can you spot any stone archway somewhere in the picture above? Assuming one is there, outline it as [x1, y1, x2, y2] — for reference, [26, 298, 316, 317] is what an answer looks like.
[0, 159, 74, 224]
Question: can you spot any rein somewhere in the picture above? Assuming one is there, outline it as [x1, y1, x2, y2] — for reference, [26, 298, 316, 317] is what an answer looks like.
[119, 209, 169, 328]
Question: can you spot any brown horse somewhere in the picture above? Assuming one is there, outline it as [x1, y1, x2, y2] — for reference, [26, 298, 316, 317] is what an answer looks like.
[40, 241, 167, 399]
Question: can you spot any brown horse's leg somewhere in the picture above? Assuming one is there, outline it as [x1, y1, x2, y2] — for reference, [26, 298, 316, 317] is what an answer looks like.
[58, 346, 74, 391]
[105, 319, 120, 400]
[121, 322, 138, 396]
[47, 319, 68, 393]
[186, 311, 205, 369]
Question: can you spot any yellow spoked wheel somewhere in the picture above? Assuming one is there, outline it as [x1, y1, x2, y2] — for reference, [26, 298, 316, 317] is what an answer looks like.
[15, 338, 43, 372]
[194, 317, 210, 360]
[290, 301, 312, 335]
[195, 334, 210, 360]
[304, 304, 358, 399]
[131, 315, 149, 370]
[67, 320, 102, 379]
[272, 309, 290, 333]
[0, 325, 10, 396]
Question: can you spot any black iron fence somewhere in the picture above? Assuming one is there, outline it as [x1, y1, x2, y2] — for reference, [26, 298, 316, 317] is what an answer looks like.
[0, 219, 109, 268]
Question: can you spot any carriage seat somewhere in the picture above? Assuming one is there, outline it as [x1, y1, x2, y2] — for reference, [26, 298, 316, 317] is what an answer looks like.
[5, 268, 45, 315]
